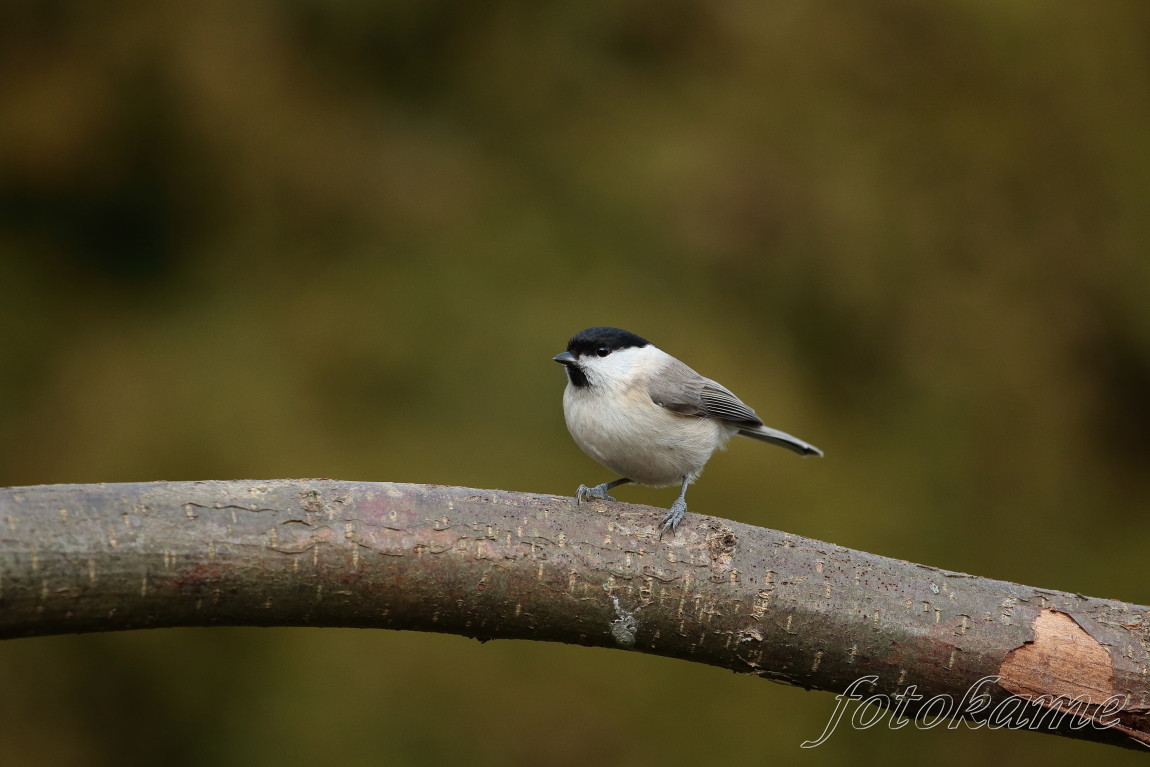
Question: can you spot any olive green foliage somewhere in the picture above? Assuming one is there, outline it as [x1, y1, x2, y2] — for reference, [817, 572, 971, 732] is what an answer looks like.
[0, 1, 1148, 764]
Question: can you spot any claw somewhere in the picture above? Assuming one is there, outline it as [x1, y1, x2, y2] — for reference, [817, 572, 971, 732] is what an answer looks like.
[658, 498, 688, 537]
[658, 476, 692, 538]
[576, 483, 617, 504]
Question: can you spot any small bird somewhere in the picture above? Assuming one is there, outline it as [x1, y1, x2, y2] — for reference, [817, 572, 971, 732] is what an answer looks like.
[554, 327, 822, 534]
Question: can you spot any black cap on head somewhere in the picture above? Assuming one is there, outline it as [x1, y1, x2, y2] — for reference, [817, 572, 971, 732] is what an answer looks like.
[566, 327, 650, 357]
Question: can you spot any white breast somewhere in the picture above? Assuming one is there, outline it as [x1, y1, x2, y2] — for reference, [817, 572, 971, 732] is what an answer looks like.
[562, 348, 734, 487]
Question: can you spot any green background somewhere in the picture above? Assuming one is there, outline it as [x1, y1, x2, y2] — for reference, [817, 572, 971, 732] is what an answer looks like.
[1, 1, 1148, 764]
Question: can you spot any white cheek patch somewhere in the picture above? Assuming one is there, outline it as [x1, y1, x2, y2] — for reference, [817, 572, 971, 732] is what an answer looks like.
[584, 345, 669, 389]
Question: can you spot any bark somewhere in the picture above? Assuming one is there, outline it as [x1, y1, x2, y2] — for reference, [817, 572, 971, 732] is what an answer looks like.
[0, 480, 1147, 750]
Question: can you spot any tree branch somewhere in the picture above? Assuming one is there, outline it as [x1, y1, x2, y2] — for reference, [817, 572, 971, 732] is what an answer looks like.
[1, 480, 1146, 750]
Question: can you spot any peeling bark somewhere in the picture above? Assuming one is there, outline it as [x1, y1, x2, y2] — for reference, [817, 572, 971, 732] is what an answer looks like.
[998, 609, 1150, 747]
[0, 480, 1147, 750]
[999, 610, 1115, 699]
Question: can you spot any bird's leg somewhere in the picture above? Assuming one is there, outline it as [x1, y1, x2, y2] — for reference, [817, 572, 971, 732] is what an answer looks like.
[576, 477, 631, 504]
[659, 476, 692, 536]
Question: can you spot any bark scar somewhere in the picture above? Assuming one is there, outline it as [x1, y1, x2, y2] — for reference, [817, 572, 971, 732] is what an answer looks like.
[997, 609, 1150, 747]
[998, 608, 1114, 700]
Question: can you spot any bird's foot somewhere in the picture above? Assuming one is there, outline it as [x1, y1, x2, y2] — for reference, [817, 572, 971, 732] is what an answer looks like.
[576, 483, 617, 504]
[658, 498, 688, 537]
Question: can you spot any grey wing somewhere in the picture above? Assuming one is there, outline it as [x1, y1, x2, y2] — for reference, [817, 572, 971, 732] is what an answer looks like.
[648, 359, 763, 427]
[698, 380, 764, 426]
[650, 360, 822, 456]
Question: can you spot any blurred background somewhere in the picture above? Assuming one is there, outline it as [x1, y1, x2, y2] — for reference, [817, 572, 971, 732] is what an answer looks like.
[1, 0, 1148, 764]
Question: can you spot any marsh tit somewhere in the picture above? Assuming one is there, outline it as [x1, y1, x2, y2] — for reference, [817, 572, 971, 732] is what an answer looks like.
[554, 327, 822, 534]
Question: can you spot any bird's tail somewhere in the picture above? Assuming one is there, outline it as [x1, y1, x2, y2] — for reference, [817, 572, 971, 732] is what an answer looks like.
[737, 425, 823, 457]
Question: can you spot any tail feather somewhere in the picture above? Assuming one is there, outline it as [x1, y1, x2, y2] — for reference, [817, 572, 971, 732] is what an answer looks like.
[737, 425, 823, 457]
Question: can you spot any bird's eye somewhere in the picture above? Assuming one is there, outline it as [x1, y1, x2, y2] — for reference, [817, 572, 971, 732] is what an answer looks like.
[596, 346, 610, 357]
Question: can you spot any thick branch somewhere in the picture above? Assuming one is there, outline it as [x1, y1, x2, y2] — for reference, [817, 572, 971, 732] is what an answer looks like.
[0, 480, 1147, 750]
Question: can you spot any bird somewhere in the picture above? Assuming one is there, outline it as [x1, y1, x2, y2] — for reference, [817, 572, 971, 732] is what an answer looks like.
[553, 326, 822, 535]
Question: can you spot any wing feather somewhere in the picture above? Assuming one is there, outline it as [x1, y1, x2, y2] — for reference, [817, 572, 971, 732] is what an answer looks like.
[698, 382, 763, 426]
[647, 359, 763, 427]
[648, 357, 822, 456]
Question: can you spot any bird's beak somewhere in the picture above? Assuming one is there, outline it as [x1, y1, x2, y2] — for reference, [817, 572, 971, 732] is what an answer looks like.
[553, 352, 576, 365]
